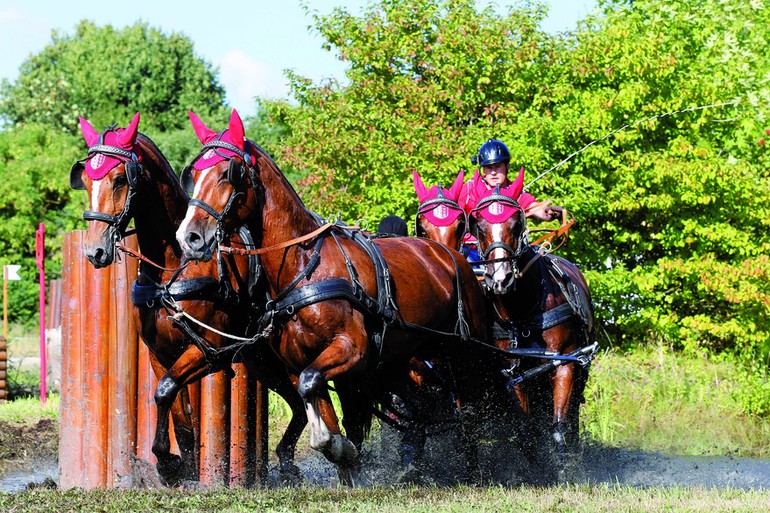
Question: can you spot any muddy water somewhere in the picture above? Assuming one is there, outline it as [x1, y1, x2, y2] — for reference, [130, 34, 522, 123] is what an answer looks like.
[3, 430, 770, 492]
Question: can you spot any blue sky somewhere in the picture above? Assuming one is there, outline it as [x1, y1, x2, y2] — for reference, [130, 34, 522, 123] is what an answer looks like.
[0, 0, 596, 117]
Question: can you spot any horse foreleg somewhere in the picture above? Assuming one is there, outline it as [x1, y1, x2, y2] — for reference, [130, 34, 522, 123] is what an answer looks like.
[509, 382, 539, 465]
[151, 346, 210, 486]
[268, 373, 306, 484]
[297, 334, 367, 485]
[550, 361, 578, 481]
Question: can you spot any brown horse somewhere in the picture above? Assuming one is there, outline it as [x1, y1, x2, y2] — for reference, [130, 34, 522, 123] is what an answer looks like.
[413, 170, 468, 252]
[69, 113, 306, 486]
[467, 184, 597, 480]
[176, 110, 499, 485]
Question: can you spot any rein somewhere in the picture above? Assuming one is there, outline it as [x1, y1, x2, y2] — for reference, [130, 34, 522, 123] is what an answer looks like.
[219, 222, 336, 256]
[116, 240, 182, 273]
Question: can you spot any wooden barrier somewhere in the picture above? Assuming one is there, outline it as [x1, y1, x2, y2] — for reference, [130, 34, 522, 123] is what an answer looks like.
[59, 231, 268, 489]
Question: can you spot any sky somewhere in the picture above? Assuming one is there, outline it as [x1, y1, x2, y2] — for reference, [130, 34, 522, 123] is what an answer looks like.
[0, 0, 597, 117]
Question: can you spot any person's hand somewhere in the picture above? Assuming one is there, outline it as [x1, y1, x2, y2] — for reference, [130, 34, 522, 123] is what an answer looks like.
[547, 204, 564, 221]
[527, 200, 562, 222]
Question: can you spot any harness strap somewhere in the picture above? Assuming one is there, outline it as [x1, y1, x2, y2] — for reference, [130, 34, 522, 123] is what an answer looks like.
[220, 222, 335, 256]
[131, 277, 219, 307]
[268, 278, 378, 322]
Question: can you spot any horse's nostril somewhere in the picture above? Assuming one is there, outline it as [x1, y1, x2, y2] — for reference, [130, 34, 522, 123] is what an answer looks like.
[185, 231, 203, 251]
[94, 248, 104, 262]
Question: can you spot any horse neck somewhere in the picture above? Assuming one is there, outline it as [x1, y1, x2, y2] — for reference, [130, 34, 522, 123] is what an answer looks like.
[249, 159, 320, 284]
[132, 137, 187, 275]
[499, 246, 548, 317]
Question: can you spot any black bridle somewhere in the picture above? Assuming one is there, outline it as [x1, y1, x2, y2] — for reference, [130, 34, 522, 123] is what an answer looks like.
[180, 136, 260, 246]
[415, 188, 468, 238]
[469, 193, 530, 292]
[69, 124, 143, 243]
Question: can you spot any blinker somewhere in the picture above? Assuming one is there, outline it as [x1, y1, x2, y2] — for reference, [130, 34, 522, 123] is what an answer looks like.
[70, 161, 86, 190]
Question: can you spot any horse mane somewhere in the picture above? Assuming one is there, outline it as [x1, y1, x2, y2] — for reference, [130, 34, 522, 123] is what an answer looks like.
[135, 132, 189, 199]
[247, 139, 317, 222]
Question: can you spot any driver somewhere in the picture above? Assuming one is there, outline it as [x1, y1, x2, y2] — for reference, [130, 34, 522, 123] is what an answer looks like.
[459, 138, 564, 265]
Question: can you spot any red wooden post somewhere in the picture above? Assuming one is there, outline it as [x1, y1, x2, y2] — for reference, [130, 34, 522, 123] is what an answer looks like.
[108, 238, 139, 486]
[229, 362, 251, 487]
[199, 371, 229, 486]
[255, 380, 269, 484]
[83, 260, 111, 487]
[59, 231, 85, 488]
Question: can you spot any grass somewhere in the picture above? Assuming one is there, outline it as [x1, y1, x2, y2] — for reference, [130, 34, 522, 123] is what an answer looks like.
[0, 394, 59, 424]
[581, 345, 770, 458]
[4, 346, 770, 511]
[2, 483, 770, 512]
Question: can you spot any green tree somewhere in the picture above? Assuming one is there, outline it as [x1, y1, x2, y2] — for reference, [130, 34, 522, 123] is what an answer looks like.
[0, 124, 82, 324]
[0, 20, 228, 134]
[267, 0, 554, 223]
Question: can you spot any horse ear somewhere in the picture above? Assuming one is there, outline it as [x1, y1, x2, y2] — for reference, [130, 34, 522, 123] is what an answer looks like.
[509, 166, 525, 198]
[228, 109, 246, 150]
[79, 116, 99, 147]
[188, 111, 218, 144]
[413, 170, 429, 201]
[117, 112, 140, 148]
[447, 170, 464, 200]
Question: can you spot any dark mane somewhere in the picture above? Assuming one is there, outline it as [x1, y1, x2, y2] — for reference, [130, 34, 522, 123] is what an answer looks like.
[136, 132, 189, 200]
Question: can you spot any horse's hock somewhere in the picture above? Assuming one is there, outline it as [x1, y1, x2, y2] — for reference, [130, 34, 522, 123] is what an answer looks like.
[59, 231, 269, 489]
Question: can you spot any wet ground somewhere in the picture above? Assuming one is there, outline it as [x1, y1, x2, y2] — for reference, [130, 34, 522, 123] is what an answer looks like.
[3, 423, 770, 492]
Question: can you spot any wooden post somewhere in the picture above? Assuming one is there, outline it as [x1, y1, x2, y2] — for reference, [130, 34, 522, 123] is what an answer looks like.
[108, 244, 139, 486]
[229, 362, 252, 487]
[199, 371, 229, 486]
[59, 231, 85, 488]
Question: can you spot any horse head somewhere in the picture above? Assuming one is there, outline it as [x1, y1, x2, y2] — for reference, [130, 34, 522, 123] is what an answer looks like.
[413, 170, 466, 250]
[177, 109, 262, 262]
[468, 183, 528, 295]
[70, 113, 148, 268]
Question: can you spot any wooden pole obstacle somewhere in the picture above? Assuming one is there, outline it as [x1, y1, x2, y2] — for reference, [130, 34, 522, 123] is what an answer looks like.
[58, 231, 268, 489]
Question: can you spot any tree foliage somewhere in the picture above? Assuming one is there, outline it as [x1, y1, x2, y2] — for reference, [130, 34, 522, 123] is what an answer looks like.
[0, 20, 228, 134]
[264, 0, 770, 377]
[0, 124, 82, 324]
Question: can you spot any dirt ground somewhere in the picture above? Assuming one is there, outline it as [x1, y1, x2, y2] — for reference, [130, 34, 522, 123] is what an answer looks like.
[0, 419, 58, 479]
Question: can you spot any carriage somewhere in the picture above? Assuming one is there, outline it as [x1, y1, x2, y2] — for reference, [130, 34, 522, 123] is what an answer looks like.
[70, 109, 599, 486]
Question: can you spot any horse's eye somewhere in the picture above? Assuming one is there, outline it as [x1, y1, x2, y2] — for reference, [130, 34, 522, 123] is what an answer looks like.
[113, 175, 127, 189]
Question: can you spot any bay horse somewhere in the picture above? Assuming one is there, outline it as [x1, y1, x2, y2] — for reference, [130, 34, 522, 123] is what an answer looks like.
[414, 171, 598, 481]
[176, 109, 500, 485]
[69, 113, 306, 486]
[467, 184, 597, 480]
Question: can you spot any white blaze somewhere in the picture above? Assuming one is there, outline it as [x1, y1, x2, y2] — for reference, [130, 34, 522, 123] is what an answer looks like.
[490, 223, 510, 284]
[91, 179, 102, 211]
[177, 167, 213, 243]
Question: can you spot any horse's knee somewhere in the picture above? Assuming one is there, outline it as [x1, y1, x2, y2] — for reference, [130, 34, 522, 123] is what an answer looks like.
[155, 375, 180, 407]
[298, 367, 324, 400]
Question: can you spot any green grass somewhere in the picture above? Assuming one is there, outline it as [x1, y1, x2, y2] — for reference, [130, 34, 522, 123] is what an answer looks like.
[0, 394, 59, 424]
[581, 345, 770, 458]
[2, 483, 770, 512]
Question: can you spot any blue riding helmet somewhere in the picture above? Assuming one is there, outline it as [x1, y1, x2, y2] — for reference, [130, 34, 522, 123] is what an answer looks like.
[471, 139, 511, 167]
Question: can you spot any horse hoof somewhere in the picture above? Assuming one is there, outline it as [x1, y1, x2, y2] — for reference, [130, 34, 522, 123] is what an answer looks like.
[156, 455, 184, 487]
[279, 464, 304, 486]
